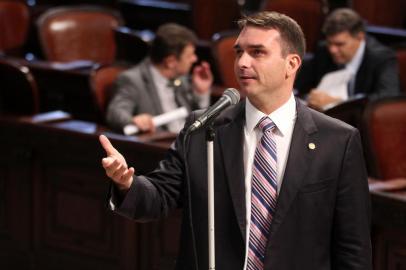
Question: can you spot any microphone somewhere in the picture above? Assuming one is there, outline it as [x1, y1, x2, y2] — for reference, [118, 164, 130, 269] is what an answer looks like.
[186, 88, 240, 133]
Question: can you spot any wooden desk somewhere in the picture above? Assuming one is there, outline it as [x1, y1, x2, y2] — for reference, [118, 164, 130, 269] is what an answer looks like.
[0, 56, 102, 122]
[19, 58, 101, 121]
[0, 115, 179, 270]
[371, 189, 406, 270]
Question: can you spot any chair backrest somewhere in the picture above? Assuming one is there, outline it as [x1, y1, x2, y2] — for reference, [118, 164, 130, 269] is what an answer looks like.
[114, 26, 149, 65]
[37, 6, 122, 64]
[191, 0, 240, 40]
[363, 97, 406, 179]
[261, 0, 324, 52]
[324, 95, 368, 130]
[89, 65, 127, 121]
[0, 1, 29, 54]
[0, 59, 39, 115]
[397, 49, 406, 93]
[211, 31, 239, 89]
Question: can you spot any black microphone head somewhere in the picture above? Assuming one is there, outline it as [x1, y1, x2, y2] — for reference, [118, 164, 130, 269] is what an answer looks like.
[223, 88, 240, 105]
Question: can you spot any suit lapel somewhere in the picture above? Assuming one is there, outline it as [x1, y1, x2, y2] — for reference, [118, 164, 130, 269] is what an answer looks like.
[217, 102, 246, 241]
[173, 79, 193, 112]
[269, 100, 318, 237]
[355, 45, 369, 95]
[139, 59, 164, 114]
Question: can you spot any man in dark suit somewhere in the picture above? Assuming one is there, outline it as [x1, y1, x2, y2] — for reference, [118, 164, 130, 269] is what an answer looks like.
[106, 23, 212, 133]
[100, 11, 372, 270]
[295, 8, 400, 110]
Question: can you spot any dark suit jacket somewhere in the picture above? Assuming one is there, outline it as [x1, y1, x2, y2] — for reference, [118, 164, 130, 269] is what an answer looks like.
[111, 99, 372, 270]
[295, 36, 400, 98]
[106, 58, 204, 132]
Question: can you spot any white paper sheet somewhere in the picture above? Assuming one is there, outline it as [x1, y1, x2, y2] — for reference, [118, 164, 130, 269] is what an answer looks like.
[123, 107, 189, 135]
[317, 69, 352, 101]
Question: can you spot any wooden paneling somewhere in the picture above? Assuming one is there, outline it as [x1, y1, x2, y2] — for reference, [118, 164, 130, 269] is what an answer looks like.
[0, 117, 35, 269]
[191, 0, 240, 40]
[352, 0, 406, 28]
[371, 190, 406, 270]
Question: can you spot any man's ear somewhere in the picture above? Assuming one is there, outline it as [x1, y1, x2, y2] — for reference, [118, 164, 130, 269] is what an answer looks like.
[163, 54, 178, 69]
[286, 54, 301, 78]
[356, 31, 365, 41]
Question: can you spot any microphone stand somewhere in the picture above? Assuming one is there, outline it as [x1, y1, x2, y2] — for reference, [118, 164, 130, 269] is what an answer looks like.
[206, 125, 215, 270]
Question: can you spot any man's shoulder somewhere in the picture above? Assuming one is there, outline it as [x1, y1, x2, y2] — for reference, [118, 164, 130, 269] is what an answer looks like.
[120, 62, 146, 77]
[365, 35, 396, 60]
[117, 60, 151, 83]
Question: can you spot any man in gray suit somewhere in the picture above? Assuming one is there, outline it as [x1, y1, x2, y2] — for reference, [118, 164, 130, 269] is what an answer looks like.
[106, 23, 213, 133]
[100, 11, 371, 270]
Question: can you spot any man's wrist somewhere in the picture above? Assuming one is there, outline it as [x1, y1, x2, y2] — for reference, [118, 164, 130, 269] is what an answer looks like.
[116, 178, 133, 193]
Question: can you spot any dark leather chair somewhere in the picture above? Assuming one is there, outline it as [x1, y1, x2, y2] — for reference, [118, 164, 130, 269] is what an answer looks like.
[261, 0, 324, 52]
[397, 49, 406, 93]
[211, 30, 239, 89]
[0, 1, 29, 55]
[324, 95, 368, 130]
[0, 59, 39, 115]
[36, 6, 123, 64]
[363, 97, 406, 180]
[114, 26, 149, 65]
[89, 64, 127, 122]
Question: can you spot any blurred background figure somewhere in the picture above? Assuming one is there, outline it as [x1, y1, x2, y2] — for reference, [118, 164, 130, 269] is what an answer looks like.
[106, 23, 213, 133]
[295, 8, 401, 110]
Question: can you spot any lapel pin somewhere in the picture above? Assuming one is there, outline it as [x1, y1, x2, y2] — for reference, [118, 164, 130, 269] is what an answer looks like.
[173, 79, 182, 87]
[308, 143, 316, 150]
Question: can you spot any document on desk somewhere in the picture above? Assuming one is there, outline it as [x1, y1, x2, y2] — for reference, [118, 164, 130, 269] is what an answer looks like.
[123, 107, 189, 135]
[50, 60, 95, 70]
[317, 69, 352, 100]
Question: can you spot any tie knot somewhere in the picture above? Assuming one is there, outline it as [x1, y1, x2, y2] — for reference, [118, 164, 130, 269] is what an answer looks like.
[257, 116, 275, 133]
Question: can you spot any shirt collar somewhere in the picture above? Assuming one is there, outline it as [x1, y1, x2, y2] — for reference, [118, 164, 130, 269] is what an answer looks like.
[245, 93, 297, 136]
[149, 63, 170, 90]
[345, 40, 365, 75]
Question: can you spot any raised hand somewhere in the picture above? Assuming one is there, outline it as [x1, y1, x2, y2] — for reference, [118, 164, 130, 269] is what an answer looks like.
[192, 61, 213, 94]
[99, 134, 135, 191]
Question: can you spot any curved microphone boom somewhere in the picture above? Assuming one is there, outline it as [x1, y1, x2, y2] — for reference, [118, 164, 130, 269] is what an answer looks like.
[186, 88, 240, 134]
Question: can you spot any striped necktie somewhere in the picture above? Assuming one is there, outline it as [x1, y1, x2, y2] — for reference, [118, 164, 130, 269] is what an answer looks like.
[247, 116, 278, 270]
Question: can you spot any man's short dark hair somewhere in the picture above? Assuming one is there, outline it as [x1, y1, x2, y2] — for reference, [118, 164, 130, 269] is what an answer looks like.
[322, 8, 365, 37]
[237, 11, 306, 59]
[150, 23, 198, 64]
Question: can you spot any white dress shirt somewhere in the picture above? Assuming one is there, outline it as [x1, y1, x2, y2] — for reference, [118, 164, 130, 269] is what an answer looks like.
[242, 93, 297, 270]
[149, 65, 185, 133]
[345, 40, 366, 96]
